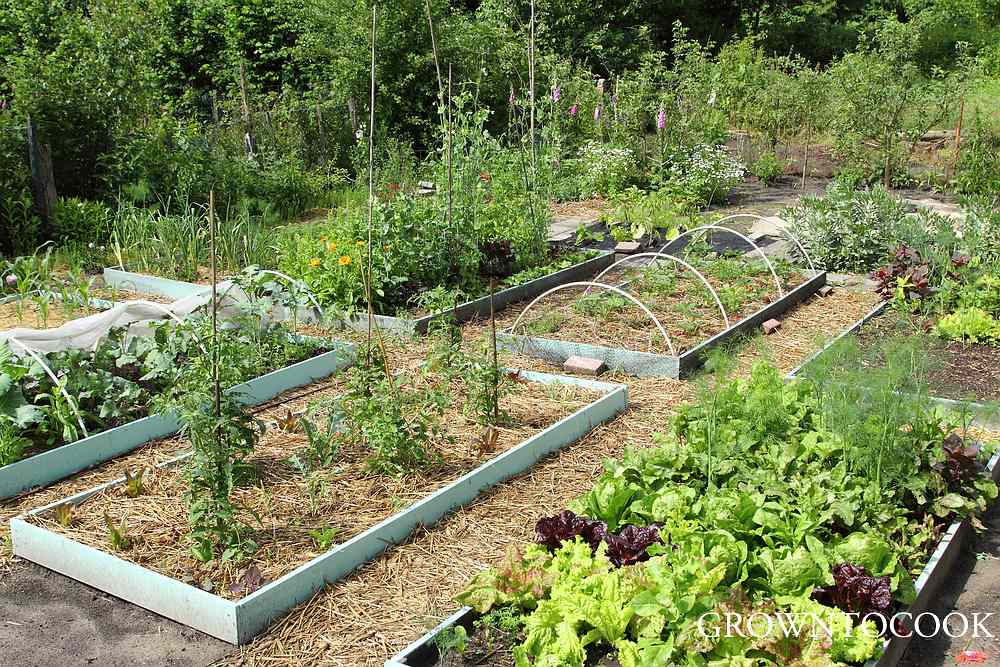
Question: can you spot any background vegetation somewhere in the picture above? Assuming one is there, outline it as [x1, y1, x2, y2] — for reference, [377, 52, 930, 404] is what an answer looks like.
[1, 0, 997, 256]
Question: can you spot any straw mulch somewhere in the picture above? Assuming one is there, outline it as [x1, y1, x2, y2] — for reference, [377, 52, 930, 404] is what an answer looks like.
[31, 373, 598, 598]
[0, 288, 176, 333]
[215, 288, 882, 667]
[0, 300, 101, 332]
[0, 375, 349, 576]
[0, 285, 908, 667]
[495, 263, 808, 355]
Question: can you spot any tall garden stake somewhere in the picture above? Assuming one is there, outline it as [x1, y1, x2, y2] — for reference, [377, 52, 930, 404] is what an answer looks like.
[208, 189, 222, 489]
[365, 3, 376, 358]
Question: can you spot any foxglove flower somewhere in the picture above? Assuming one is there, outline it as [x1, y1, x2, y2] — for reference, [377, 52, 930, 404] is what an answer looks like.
[656, 108, 666, 131]
[509, 87, 516, 105]
[552, 85, 561, 103]
[569, 104, 578, 117]
[594, 106, 602, 121]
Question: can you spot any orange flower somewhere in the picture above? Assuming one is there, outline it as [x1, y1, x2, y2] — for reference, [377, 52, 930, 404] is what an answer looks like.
[309, 258, 321, 268]
[339, 255, 352, 266]
[327, 241, 337, 252]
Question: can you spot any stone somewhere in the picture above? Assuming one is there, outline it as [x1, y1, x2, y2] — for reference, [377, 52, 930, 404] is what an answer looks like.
[762, 318, 781, 335]
[818, 285, 834, 297]
[615, 241, 642, 255]
[563, 355, 607, 376]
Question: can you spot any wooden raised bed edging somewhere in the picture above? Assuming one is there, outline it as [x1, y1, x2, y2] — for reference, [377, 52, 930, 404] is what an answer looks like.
[0, 340, 356, 500]
[499, 269, 827, 379]
[10, 370, 628, 645]
[103, 268, 210, 301]
[384, 448, 1000, 667]
[103, 252, 615, 336]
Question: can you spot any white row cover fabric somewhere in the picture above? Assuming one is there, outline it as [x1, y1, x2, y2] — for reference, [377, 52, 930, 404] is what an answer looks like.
[0, 282, 249, 356]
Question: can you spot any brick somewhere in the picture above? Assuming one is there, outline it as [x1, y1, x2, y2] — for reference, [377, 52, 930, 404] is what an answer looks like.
[615, 241, 642, 255]
[762, 318, 781, 335]
[818, 285, 834, 297]
[563, 355, 607, 376]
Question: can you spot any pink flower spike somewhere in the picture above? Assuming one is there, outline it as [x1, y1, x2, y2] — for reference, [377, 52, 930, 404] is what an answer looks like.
[957, 650, 988, 663]
[656, 108, 666, 131]
[594, 106, 602, 121]
[569, 104, 578, 117]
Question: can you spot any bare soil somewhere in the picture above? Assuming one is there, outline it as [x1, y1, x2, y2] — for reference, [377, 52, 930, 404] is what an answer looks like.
[0, 562, 231, 667]
[856, 313, 1000, 403]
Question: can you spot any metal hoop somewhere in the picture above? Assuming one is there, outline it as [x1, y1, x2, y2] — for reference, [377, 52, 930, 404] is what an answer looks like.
[656, 224, 785, 297]
[507, 281, 677, 357]
[7, 336, 89, 439]
[585, 252, 730, 329]
[712, 214, 818, 273]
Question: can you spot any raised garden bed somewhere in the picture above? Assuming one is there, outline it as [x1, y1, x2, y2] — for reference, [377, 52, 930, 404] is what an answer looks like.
[105, 252, 615, 336]
[0, 309, 353, 499]
[339, 250, 613, 335]
[10, 368, 627, 644]
[788, 302, 1000, 424]
[383, 366, 1000, 667]
[497, 254, 826, 378]
[103, 267, 211, 301]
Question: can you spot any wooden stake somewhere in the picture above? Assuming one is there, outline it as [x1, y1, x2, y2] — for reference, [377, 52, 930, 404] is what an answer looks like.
[209, 190, 220, 421]
[366, 3, 377, 358]
[950, 97, 965, 179]
[238, 62, 257, 160]
[26, 115, 57, 237]
[489, 276, 499, 425]
[425, 0, 444, 103]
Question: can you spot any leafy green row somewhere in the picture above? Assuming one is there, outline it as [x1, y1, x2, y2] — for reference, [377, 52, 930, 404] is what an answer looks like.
[0, 310, 328, 468]
[455, 362, 997, 666]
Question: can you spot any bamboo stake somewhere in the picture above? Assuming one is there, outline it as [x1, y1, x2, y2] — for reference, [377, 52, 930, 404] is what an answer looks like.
[366, 3, 377, 358]
[209, 190, 220, 420]
[425, 0, 444, 103]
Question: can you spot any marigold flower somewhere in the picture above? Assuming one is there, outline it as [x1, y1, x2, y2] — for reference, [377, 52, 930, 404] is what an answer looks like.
[339, 255, 352, 266]
[327, 241, 337, 252]
[309, 258, 321, 268]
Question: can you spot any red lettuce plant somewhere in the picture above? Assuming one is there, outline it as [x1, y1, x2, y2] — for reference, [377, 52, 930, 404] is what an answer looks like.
[871, 246, 931, 302]
[534, 510, 661, 567]
[812, 563, 893, 620]
[937, 433, 984, 490]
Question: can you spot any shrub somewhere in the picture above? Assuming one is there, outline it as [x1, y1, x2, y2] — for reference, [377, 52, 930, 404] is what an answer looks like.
[659, 144, 744, 210]
[0, 189, 41, 256]
[783, 182, 951, 273]
[954, 115, 1000, 198]
[53, 197, 111, 244]
[750, 151, 784, 186]
[574, 142, 638, 197]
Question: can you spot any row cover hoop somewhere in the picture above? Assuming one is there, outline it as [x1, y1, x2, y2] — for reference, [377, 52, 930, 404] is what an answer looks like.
[655, 224, 785, 298]
[711, 213, 818, 274]
[584, 252, 731, 330]
[507, 281, 677, 357]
